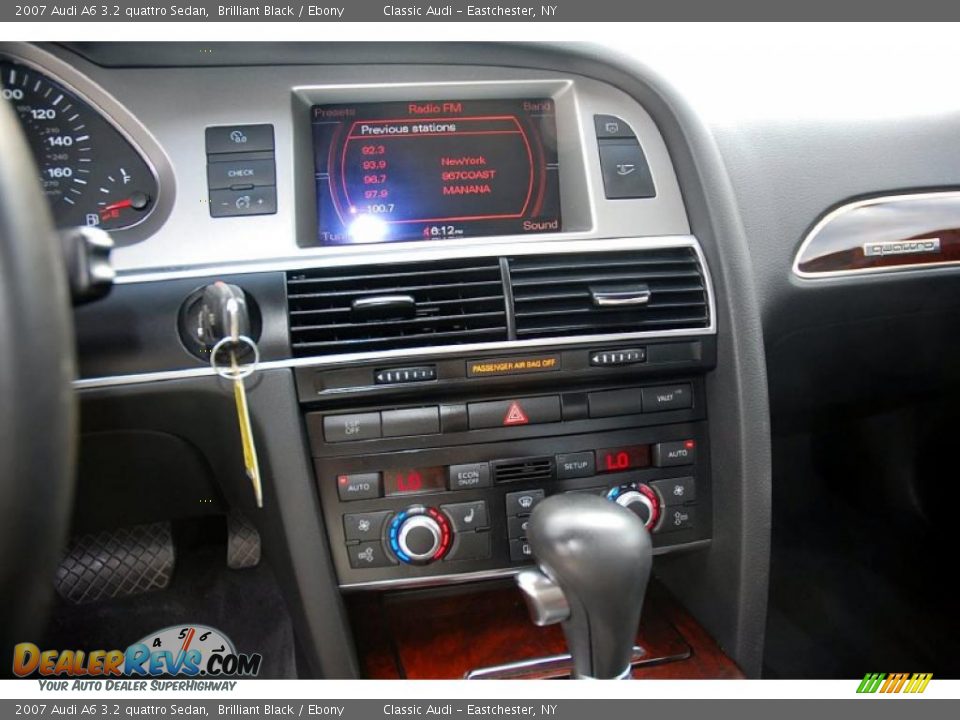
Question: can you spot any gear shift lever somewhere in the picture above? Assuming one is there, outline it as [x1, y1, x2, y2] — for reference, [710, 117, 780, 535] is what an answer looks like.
[516, 493, 653, 679]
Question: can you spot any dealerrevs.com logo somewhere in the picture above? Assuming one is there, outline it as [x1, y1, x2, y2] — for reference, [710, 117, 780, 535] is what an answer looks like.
[12, 624, 262, 680]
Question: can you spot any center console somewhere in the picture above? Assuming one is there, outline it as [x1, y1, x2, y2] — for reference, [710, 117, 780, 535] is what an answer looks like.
[289, 238, 716, 589]
[305, 347, 712, 588]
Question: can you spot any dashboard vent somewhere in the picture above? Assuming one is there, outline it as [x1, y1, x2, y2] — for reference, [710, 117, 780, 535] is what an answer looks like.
[287, 258, 507, 357]
[492, 457, 556, 484]
[507, 248, 710, 339]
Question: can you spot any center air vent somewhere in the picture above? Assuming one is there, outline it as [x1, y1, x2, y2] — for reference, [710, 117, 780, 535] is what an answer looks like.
[492, 457, 556, 484]
[507, 248, 710, 340]
[287, 258, 507, 357]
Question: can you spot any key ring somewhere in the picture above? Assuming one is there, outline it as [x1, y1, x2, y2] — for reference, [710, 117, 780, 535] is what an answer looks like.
[210, 335, 260, 380]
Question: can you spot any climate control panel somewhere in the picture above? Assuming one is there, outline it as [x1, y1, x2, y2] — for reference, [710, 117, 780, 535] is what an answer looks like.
[309, 386, 710, 589]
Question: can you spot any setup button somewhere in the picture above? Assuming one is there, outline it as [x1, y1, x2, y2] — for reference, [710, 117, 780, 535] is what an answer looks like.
[556, 451, 596, 479]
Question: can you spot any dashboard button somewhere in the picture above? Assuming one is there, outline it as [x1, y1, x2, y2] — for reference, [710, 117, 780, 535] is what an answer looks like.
[445, 531, 491, 562]
[588, 389, 643, 418]
[653, 440, 697, 467]
[509, 538, 534, 562]
[505, 489, 545, 516]
[508, 515, 531, 539]
[207, 158, 276, 190]
[206, 124, 275, 154]
[641, 384, 693, 412]
[649, 477, 696, 506]
[467, 396, 561, 429]
[381, 407, 440, 437]
[324, 412, 381, 443]
[598, 140, 655, 199]
[336, 472, 382, 502]
[439, 404, 469, 434]
[441, 501, 490, 532]
[209, 186, 277, 217]
[347, 541, 393, 569]
[343, 510, 391, 542]
[660, 506, 696, 533]
[594, 114, 636, 140]
[448, 463, 491, 490]
[556, 451, 596, 479]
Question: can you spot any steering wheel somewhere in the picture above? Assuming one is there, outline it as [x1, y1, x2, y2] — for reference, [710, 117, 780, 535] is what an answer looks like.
[0, 98, 77, 654]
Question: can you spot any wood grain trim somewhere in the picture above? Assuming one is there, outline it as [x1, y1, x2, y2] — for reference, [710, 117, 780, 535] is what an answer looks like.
[348, 580, 743, 679]
[795, 191, 960, 277]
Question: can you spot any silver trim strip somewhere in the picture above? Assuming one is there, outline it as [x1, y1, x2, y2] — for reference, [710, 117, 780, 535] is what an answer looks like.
[793, 190, 960, 279]
[337, 539, 711, 591]
[112, 234, 707, 284]
[74, 236, 716, 390]
[465, 647, 644, 680]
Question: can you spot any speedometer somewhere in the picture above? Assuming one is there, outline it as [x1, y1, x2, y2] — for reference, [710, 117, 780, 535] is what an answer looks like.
[1, 59, 158, 231]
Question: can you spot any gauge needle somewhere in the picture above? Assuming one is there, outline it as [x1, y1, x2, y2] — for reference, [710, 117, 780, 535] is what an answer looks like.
[100, 198, 133, 213]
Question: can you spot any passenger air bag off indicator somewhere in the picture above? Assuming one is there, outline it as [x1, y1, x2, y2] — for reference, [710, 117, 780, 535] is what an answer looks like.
[467, 355, 560, 377]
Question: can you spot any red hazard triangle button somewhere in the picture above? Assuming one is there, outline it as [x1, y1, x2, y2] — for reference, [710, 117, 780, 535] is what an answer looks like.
[503, 401, 530, 426]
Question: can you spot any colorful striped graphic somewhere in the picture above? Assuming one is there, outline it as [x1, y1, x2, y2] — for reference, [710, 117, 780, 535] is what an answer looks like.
[857, 673, 933, 694]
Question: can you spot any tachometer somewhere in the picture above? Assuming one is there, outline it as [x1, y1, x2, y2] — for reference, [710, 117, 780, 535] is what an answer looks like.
[1, 58, 158, 231]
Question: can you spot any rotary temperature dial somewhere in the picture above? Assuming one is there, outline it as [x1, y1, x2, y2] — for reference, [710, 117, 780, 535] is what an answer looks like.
[387, 506, 452, 565]
[606, 482, 661, 531]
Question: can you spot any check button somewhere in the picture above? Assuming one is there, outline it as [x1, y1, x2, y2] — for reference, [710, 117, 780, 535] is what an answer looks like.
[207, 158, 276, 190]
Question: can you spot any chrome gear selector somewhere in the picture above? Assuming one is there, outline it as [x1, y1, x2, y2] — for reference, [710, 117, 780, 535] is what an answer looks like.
[516, 493, 653, 679]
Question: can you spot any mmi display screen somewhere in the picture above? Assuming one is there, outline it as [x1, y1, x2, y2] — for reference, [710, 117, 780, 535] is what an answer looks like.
[311, 98, 561, 245]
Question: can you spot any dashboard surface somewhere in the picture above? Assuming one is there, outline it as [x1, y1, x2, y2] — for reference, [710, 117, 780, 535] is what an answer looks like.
[10, 36, 957, 680]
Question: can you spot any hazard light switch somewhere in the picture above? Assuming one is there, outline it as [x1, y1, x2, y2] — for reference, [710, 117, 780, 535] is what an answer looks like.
[467, 396, 562, 430]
